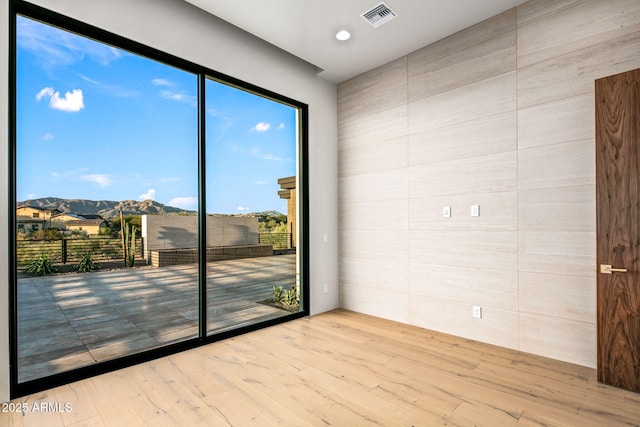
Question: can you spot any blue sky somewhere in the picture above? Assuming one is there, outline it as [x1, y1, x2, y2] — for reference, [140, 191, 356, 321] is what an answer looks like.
[16, 16, 297, 215]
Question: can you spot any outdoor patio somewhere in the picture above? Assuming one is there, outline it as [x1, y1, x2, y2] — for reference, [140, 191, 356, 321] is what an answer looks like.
[17, 254, 297, 383]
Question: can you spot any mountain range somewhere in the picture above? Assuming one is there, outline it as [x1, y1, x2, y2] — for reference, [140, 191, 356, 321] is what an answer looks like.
[18, 197, 283, 219]
[18, 197, 196, 218]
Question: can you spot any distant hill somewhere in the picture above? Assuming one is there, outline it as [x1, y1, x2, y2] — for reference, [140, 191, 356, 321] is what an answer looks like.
[17, 197, 284, 219]
[213, 210, 285, 218]
[17, 197, 196, 219]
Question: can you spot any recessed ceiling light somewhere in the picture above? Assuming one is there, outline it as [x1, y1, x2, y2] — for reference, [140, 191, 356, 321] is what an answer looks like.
[336, 30, 351, 41]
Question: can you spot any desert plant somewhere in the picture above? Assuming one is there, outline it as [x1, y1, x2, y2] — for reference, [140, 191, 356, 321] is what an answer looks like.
[120, 212, 137, 268]
[124, 223, 137, 267]
[23, 252, 58, 276]
[282, 286, 299, 307]
[272, 285, 284, 304]
[74, 251, 98, 273]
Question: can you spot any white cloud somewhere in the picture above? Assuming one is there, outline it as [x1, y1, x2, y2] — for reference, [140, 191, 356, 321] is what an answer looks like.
[252, 122, 271, 132]
[168, 197, 198, 210]
[37, 86, 84, 112]
[81, 174, 112, 188]
[42, 133, 54, 141]
[160, 90, 196, 106]
[36, 87, 54, 101]
[151, 78, 171, 86]
[278, 123, 285, 130]
[51, 89, 84, 112]
[237, 206, 250, 212]
[139, 189, 156, 201]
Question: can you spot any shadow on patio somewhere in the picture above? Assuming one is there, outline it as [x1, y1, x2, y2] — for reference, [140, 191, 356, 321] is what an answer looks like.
[17, 254, 297, 383]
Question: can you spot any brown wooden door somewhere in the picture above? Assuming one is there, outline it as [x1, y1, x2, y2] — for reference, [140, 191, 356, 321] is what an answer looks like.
[596, 68, 640, 392]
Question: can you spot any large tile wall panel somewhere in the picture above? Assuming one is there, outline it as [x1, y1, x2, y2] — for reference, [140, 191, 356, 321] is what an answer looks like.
[338, 169, 408, 205]
[409, 112, 516, 166]
[517, 94, 593, 150]
[518, 231, 595, 277]
[339, 199, 408, 233]
[519, 312, 596, 368]
[514, 0, 640, 368]
[408, 72, 516, 134]
[409, 191, 517, 232]
[518, 140, 594, 190]
[341, 284, 410, 324]
[517, 31, 640, 109]
[410, 231, 518, 272]
[519, 272, 595, 324]
[338, 106, 407, 152]
[410, 295, 519, 349]
[338, 0, 640, 368]
[408, 10, 516, 102]
[338, 56, 409, 321]
[410, 264, 518, 312]
[409, 151, 517, 198]
[518, 186, 594, 232]
[338, 57, 407, 122]
[339, 136, 407, 178]
[517, 0, 640, 67]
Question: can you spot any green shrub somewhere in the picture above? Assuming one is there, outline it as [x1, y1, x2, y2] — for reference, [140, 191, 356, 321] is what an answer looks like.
[74, 252, 98, 273]
[282, 286, 299, 307]
[272, 285, 284, 304]
[23, 253, 58, 276]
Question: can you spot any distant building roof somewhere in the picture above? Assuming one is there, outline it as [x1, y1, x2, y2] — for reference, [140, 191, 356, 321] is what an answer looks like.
[52, 213, 85, 220]
[78, 214, 104, 220]
[17, 205, 61, 213]
[65, 219, 107, 226]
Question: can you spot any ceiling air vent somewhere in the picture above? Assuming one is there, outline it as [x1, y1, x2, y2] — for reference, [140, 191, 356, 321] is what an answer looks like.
[361, 2, 398, 28]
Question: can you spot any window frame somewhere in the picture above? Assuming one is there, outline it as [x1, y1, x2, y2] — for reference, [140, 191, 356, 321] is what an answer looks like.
[9, 0, 309, 399]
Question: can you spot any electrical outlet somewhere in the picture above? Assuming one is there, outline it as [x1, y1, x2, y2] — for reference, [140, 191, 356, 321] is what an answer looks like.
[472, 305, 482, 319]
[443, 206, 451, 218]
[471, 205, 480, 217]
[323, 284, 329, 294]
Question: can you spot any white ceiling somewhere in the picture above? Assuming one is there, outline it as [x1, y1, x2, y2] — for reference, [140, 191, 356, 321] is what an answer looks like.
[183, 0, 529, 84]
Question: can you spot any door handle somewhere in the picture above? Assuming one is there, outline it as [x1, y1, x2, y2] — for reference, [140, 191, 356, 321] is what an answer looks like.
[600, 264, 628, 274]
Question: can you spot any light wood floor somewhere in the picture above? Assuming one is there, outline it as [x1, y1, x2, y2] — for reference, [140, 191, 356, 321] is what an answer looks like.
[3, 309, 640, 426]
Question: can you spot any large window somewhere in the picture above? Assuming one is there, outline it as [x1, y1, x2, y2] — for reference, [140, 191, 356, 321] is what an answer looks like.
[10, 3, 307, 398]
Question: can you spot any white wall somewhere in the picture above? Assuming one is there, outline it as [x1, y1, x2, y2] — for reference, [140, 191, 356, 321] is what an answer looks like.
[0, 0, 338, 401]
[338, 0, 640, 368]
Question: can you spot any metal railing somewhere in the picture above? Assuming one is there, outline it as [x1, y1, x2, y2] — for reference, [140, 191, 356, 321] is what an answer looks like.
[16, 237, 144, 268]
[259, 233, 292, 250]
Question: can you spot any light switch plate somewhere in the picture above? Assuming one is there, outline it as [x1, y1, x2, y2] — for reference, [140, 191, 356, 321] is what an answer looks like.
[473, 305, 482, 319]
[443, 206, 451, 218]
[471, 205, 480, 217]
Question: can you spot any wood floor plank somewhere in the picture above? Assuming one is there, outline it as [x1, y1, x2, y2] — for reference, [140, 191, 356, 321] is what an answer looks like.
[4, 309, 640, 426]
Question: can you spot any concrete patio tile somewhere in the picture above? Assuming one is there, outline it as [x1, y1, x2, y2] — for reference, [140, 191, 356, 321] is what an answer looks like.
[17, 254, 297, 382]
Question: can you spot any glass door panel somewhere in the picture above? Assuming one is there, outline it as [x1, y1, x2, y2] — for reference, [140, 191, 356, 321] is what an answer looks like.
[15, 16, 200, 383]
[205, 78, 301, 334]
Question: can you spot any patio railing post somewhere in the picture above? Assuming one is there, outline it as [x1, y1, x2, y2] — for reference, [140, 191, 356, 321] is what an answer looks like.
[61, 239, 67, 264]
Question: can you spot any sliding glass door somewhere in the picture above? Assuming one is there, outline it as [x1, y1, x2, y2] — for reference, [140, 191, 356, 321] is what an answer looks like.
[15, 15, 201, 383]
[11, 4, 307, 395]
[205, 79, 302, 334]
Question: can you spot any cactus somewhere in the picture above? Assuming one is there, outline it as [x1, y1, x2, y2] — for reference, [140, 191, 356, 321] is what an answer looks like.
[120, 211, 136, 267]
[124, 223, 136, 267]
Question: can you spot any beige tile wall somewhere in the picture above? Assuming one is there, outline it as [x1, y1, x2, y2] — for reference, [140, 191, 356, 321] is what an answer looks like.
[338, 0, 640, 368]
